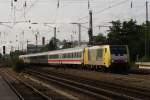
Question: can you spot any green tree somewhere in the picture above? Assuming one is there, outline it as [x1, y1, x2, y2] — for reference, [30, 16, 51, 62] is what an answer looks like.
[140, 22, 150, 60]
[107, 20, 122, 44]
[107, 19, 145, 61]
[94, 33, 107, 44]
[40, 45, 49, 52]
[48, 37, 60, 51]
[61, 40, 72, 49]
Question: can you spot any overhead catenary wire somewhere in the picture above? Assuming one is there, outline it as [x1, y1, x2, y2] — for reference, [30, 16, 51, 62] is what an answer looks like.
[19, 0, 40, 20]
[78, 0, 131, 21]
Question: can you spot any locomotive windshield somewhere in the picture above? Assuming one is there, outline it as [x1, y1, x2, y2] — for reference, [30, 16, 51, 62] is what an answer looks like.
[110, 45, 127, 54]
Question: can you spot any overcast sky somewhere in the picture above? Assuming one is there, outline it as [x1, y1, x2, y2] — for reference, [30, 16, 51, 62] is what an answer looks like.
[0, 0, 150, 54]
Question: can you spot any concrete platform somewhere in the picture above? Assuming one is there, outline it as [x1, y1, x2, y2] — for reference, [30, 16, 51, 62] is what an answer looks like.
[0, 76, 19, 100]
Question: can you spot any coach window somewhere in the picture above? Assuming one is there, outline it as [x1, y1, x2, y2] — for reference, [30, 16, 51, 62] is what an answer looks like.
[70, 53, 72, 58]
[52, 55, 54, 59]
[66, 53, 68, 58]
[73, 53, 75, 58]
[76, 52, 78, 58]
[80, 52, 82, 57]
[71, 53, 73, 58]
[73, 53, 74, 58]
[78, 52, 80, 58]
[67, 53, 70, 58]
[65, 54, 67, 58]
[74, 52, 76, 58]
[79, 52, 81, 58]
[66, 53, 69, 58]
[75, 52, 77, 58]
[66, 54, 68, 58]
[72, 53, 74, 58]
[54, 54, 58, 59]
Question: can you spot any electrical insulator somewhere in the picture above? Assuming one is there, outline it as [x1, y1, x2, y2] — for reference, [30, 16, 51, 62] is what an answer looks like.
[14, 0, 17, 2]
[24, 1, 27, 7]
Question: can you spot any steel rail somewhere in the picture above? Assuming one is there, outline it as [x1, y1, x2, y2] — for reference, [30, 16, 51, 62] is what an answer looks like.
[26, 69, 141, 100]
[33, 68, 150, 98]
[3, 70, 52, 100]
[2, 76, 25, 100]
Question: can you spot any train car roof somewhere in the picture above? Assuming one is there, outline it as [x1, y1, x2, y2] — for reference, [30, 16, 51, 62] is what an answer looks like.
[19, 46, 86, 57]
[48, 46, 85, 54]
[19, 51, 49, 57]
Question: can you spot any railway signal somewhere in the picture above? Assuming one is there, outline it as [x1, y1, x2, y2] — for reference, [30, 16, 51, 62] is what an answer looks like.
[42, 37, 45, 45]
[3, 46, 6, 55]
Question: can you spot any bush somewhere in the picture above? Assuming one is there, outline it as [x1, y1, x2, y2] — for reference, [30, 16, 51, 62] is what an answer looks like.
[139, 56, 150, 62]
[12, 58, 25, 73]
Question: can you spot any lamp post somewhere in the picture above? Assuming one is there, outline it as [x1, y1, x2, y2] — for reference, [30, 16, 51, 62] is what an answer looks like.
[30, 22, 58, 49]
[70, 23, 82, 46]
[44, 23, 57, 49]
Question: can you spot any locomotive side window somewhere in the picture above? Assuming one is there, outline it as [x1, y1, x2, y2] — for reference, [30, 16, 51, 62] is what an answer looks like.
[88, 50, 91, 61]
[105, 48, 107, 53]
[96, 49, 103, 60]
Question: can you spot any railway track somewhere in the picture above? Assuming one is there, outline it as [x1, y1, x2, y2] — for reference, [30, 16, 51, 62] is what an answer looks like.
[129, 68, 150, 75]
[0, 69, 52, 100]
[25, 68, 150, 100]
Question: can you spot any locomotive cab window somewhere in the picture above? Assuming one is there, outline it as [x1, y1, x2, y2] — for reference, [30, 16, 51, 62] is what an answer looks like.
[110, 46, 127, 55]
